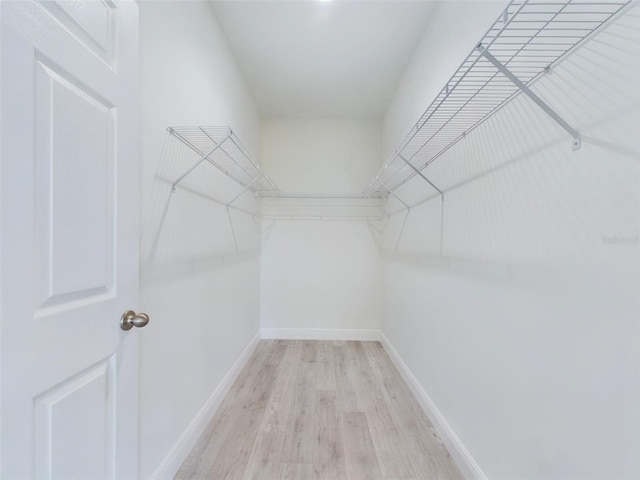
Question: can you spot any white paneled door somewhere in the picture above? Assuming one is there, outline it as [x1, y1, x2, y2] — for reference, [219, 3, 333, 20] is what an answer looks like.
[1, 1, 140, 479]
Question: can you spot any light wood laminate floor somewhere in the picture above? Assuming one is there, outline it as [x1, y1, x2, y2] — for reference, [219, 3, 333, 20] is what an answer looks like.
[175, 340, 464, 480]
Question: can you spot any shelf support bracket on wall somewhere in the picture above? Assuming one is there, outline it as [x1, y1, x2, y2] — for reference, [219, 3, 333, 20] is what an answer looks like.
[395, 209, 410, 253]
[223, 177, 260, 253]
[226, 206, 239, 253]
[366, 220, 384, 254]
[227, 176, 259, 208]
[377, 179, 411, 211]
[477, 44, 582, 151]
[397, 153, 444, 197]
[397, 153, 445, 257]
[171, 136, 230, 190]
[375, 179, 412, 252]
[262, 220, 276, 235]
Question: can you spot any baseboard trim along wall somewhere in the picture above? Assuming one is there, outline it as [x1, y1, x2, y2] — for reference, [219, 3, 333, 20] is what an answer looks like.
[149, 330, 262, 480]
[379, 332, 487, 480]
[260, 328, 382, 341]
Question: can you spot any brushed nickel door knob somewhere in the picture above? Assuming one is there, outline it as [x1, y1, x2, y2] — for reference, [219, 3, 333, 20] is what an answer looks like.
[120, 310, 150, 331]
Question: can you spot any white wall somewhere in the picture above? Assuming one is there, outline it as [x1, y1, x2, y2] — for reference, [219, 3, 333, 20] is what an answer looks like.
[260, 119, 383, 333]
[138, 2, 262, 479]
[261, 219, 382, 333]
[381, 3, 640, 480]
[261, 119, 382, 194]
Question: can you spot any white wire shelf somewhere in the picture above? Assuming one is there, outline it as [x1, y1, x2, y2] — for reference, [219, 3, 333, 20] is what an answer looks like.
[363, 0, 632, 197]
[255, 192, 386, 199]
[168, 126, 281, 196]
[167, 127, 388, 201]
[260, 195, 386, 222]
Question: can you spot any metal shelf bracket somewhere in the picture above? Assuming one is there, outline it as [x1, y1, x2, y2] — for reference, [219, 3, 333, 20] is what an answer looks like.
[477, 44, 582, 151]
[171, 138, 229, 190]
[377, 179, 410, 211]
[397, 153, 444, 198]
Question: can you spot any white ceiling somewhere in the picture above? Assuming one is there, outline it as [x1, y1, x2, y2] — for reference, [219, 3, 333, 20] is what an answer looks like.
[210, 1, 437, 118]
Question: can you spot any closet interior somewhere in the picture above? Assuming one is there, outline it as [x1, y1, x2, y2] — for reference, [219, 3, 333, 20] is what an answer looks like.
[138, 1, 639, 479]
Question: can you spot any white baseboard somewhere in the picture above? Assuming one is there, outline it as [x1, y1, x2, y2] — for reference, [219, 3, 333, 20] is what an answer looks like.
[379, 332, 487, 480]
[148, 330, 261, 480]
[260, 328, 381, 341]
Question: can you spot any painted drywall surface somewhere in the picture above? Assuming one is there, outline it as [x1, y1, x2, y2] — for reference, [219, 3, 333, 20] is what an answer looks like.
[261, 118, 382, 194]
[261, 219, 382, 331]
[260, 119, 383, 331]
[383, 262, 639, 479]
[381, 4, 640, 480]
[138, 3, 261, 479]
[210, 1, 437, 118]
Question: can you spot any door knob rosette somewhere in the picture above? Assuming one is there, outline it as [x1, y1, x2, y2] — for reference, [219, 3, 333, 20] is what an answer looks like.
[120, 310, 150, 330]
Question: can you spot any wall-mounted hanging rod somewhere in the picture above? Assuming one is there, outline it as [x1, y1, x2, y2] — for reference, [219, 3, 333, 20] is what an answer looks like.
[172, 140, 229, 190]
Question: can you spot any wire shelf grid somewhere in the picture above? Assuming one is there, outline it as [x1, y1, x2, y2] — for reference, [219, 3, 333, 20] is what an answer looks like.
[363, 0, 631, 197]
[168, 126, 281, 196]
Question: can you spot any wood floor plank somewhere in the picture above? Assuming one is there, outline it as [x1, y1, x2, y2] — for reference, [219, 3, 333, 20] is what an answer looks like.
[333, 342, 361, 413]
[174, 342, 274, 480]
[175, 340, 464, 480]
[316, 341, 336, 391]
[341, 411, 383, 480]
[228, 340, 278, 400]
[349, 342, 417, 479]
[279, 463, 314, 480]
[280, 341, 319, 464]
[313, 390, 347, 480]
[205, 342, 288, 479]
[241, 431, 285, 480]
[175, 341, 287, 480]
[259, 341, 301, 433]
[363, 342, 465, 480]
